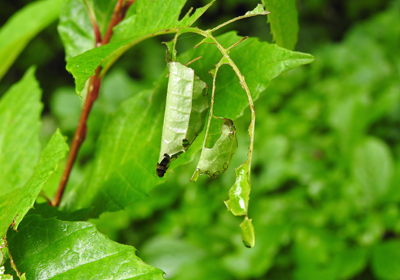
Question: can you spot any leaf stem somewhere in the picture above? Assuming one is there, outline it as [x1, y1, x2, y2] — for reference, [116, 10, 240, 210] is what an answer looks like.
[84, 0, 102, 44]
[52, 0, 134, 207]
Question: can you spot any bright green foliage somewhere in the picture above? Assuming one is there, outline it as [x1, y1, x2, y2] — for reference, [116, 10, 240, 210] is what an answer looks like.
[372, 240, 400, 280]
[0, 129, 68, 238]
[60, 89, 165, 216]
[225, 160, 250, 216]
[262, 0, 298, 50]
[58, 0, 96, 61]
[159, 62, 208, 162]
[0, 266, 12, 280]
[179, 32, 314, 119]
[191, 118, 237, 181]
[0, 68, 41, 195]
[0, 0, 61, 80]
[61, 33, 312, 217]
[65, 0, 214, 94]
[6, 215, 165, 280]
[1, 0, 321, 278]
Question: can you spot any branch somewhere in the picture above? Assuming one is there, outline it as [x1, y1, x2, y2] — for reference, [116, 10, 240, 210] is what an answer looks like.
[52, 0, 135, 207]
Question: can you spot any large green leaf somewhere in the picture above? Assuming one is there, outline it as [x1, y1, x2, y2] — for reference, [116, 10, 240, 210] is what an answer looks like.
[66, 0, 214, 93]
[261, 0, 298, 50]
[372, 240, 400, 280]
[0, 68, 41, 195]
[6, 215, 165, 279]
[180, 32, 314, 119]
[60, 87, 166, 216]
[0, 0, 61, 80]
[0, 130, 68, 238]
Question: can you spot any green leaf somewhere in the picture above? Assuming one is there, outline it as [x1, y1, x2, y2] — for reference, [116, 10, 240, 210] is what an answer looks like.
[0, 0, 61, 80]
[240, 217, 255, 248]
[58, 0, 95, 61]
[0, 68, 41, 195]
[372, 240, 400, 280]
[60, 87, 166, 216]
[191, 118, 237, 181]
[66, 0, 215, 93]
[0, 130, 68, 238]
[261, 0, 299, 50]
[158, 62, 208, 171]
[0, 266, 12, 280]
[6, 215, 165, 279]
[224, 160, 251, 216]
[180, 32, 314, 119]
[352, 137, 393, 205]
[245, 3, 269, 16]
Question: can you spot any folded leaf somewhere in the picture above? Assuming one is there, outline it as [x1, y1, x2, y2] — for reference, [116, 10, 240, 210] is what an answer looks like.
[191, 118, 237, 181]
[224, 160, 251, 216]
[157, 62, 208, 176]
[240, 217, 255, 248]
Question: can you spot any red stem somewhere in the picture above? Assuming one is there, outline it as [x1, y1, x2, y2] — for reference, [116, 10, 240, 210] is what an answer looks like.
[52, 0, 135, 207]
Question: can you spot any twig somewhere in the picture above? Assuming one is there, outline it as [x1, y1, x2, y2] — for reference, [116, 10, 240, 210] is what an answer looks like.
[52, 0, 135, 207]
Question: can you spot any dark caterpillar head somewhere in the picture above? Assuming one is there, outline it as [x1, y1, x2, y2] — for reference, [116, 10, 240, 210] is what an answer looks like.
[156, 153, 170, 177]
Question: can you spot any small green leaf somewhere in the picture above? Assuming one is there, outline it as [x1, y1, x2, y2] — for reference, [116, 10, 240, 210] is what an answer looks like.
[191, 118, 237, 181]
[0, 68, 42, 195]
[352, 137, 393, 204]
[262, 0, 299, 50]
[0, 130, 68, 238]
[240, 217, 255, 248]
[6, 215, 165, 279]
[0, 0, 61, 80]
[158, 62, 208, 172]
[372, 240, 400, 280]
[0, 266, 13, 280]
[225, 160, 251, 216]
[245, 4, 269, 16]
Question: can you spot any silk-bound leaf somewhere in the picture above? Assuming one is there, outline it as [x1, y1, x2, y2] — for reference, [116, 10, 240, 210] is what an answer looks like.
[6, 215, 165, 279]
[0, 0, 61, 80]
[191, 118, 237, 182]
[0, 130, 68, 238]
[240, 217, 255, 248]
[158, 62, 208, 175]
[262, 0, 298, 50]
[0, 68, 41, 195]
[66, 0, 215, 94]
[224, 160, 251, 216]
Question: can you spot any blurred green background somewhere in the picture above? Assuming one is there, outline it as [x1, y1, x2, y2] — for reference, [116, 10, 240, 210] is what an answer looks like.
[2, 0, 400, 279]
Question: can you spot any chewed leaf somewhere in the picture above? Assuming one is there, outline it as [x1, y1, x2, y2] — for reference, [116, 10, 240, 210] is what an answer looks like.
[240, 217, 255, 248]
[245, 4, 269, 16]
[224, 160, 250, 216]
[157, 62, 208, 176]
[191, 118, 237, 182]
